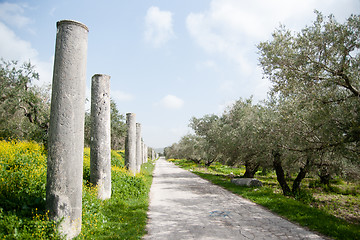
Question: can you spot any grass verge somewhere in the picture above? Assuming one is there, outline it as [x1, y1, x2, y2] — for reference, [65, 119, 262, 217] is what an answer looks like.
[77, 150, 155, 239]
[169, 158, 360, 240]
[0, 140, 155, 239]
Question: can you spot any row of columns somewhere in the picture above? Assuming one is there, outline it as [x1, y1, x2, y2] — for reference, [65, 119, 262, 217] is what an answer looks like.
[125, 114, 152, 176]
[45, 20, 157, 239]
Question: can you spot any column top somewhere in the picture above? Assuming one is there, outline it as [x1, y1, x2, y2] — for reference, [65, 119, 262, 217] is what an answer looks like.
[57, 20, 89, 32]
[92, 74, 111, 79]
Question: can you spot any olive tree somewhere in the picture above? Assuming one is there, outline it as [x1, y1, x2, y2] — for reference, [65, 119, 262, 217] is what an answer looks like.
[189, 114, 225, 166]
[221, 98, 271, 177]
[0, 59, 50, 144]
[164, 143, 181, 159]
[258, 12, 360, 192]
[109, 100, 127, 150]
[84, 99, 126, 150]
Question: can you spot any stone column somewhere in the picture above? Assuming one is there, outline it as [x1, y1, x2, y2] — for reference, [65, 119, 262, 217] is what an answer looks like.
[142, 140, 145, 164]
[125, 113, 136, 175]
[145, 145, 149, 163]
[146, 147, 149, 162]
[136, 123, 142, 173]
[46, 20, 88, 239]
[90, 74, 111, 200]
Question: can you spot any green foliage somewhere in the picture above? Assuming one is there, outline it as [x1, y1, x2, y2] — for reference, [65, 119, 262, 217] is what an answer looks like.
[258, 12, 360, 101]
[208, 162, 244, 176]
[110, 100, 127, 150]
[261, 12, 360, 193]
[112, 173, 147, 200]
[0, 140, 62, 239]
[0, 209, 62, 240]
[82, 148, 91, 185]
[0, 59, 50, 145]
[0, 141, 47, 213]
[84, 99, 127, 150]
[165, 134, 208, 164]
[293, 189, 315, 204]
[0, 140, 155, 239]
[258, 11, 360, 173]
[111, 150, 125, 167]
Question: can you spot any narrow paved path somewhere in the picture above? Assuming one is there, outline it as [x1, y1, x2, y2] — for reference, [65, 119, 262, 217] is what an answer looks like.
[144, 158, 325, 240]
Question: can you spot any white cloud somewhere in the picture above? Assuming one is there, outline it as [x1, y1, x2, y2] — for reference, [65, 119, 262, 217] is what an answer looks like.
[111, 90, 134, 102]
[0, 21, 37, 60]
[186, 7, 253, 75]
[33, 57, 53, 87]
[144, 6, 175, 47]
[170, 126, 189, 137]
[49, 7, 56, 17]
[186, 0, 358, 76]
[197, 59, 218, 71]
[218, 100, 236, 114]
[0, 21, 53, 86]
[219, 80, 235, 93]
[0, 2, 53, 87]
[252, 66, 272, 102]
[0, 2, 31, 28]
[159, 94, 184, 109]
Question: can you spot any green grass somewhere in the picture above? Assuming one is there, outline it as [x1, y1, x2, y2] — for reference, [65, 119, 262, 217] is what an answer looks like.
[78, 159, 155, 239]
[0, 140, 155, 239]
[169, 158, 360, 240]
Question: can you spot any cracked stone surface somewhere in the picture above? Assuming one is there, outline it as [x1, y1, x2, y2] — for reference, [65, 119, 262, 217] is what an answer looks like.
[144, 158, 325, 240]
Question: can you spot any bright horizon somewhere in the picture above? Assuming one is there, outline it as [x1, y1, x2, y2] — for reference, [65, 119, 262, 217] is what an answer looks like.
[0, 0, 358, 148]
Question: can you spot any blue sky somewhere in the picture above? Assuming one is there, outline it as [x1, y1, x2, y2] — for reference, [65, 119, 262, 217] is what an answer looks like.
[0, 0, 359, 148]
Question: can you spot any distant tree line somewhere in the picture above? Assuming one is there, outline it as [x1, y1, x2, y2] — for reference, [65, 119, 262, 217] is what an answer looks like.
[0, 59, 127, 150]
[165, 12, 360, 196]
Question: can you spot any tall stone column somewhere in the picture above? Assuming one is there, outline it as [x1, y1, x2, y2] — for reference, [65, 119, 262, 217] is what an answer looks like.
[145, 145, 148, 163]
[143, 144, 146, 163]
[46, 20, 88, 239]
[136, 123, 142, 173]
[143, 145, 145, 163]
[125, 113, 136, 175]
[142, 140, 145, 164]
[90, 74, 111, 200]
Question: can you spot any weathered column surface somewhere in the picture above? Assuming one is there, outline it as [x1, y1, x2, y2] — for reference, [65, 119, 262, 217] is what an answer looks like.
[144, 145, 148, 163]
[136, 123, 142, 173]
[125, 113, 136, 175]
[142, 140, 145, 164]
[46, 20, 88, 239]
[90, 74, 111, 200]
[146, 147, 149, 162]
